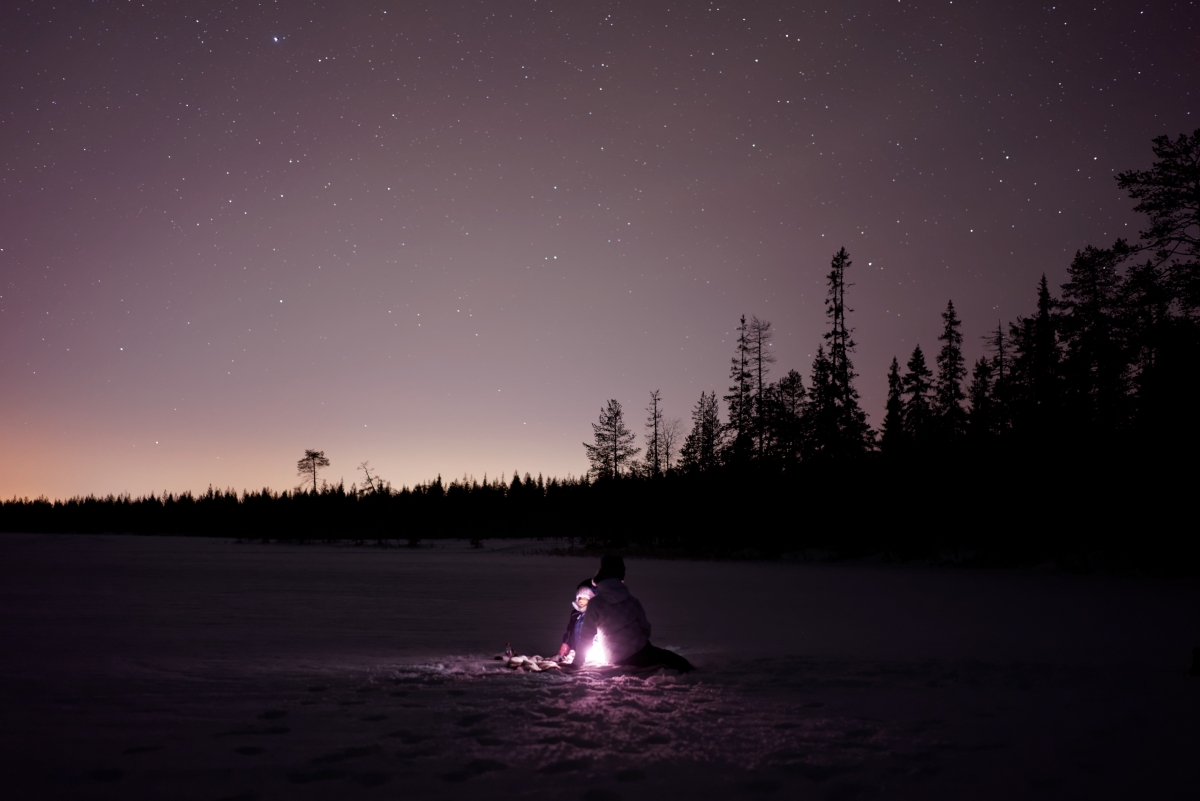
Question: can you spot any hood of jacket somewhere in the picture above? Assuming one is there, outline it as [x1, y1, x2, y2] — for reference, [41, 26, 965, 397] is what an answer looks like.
[594, 578, 632, 602]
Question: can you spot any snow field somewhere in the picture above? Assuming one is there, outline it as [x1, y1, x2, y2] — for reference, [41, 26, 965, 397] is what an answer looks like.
[1, 533, 1197, 799]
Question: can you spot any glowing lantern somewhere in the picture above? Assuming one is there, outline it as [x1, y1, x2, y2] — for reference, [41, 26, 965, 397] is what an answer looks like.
[585, 630, 610, 666]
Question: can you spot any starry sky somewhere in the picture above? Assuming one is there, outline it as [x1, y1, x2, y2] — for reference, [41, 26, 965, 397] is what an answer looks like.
[1, 0, 1196, 498]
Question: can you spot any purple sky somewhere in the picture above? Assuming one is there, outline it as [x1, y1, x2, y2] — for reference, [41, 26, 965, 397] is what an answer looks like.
[2, 0, 1195, 498]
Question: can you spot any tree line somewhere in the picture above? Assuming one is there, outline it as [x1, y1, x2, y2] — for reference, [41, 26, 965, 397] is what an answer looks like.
[584, 244, 874, 478]
[585, 130, 1200, 476]
[3, 131, 1196, 572]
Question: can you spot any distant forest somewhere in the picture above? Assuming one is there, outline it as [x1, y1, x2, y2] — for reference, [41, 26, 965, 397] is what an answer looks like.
[4, 132, 1198, 573]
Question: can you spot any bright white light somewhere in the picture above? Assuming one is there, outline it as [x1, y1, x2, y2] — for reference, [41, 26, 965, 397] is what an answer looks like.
[585, 631, 610, 666]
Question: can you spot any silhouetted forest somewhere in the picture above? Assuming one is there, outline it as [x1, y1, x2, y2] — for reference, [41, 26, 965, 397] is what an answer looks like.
[4, 131, 1197, 573]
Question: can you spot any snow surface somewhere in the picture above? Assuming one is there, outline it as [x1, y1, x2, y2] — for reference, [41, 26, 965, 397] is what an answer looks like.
[1, 533, 1197, 800]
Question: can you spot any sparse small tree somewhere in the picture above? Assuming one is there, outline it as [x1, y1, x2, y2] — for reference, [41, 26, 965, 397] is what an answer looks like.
[583, 399, 640, 480]
[358, 461, 390, 496]
[723, 316, 754, 460]
[297, 449, 330, 494]
[748, 316, 776, 457]
[662, 417, 682, 471]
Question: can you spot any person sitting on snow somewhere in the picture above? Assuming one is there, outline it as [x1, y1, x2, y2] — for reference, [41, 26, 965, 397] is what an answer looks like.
[556, 579, 595, 662]
[577, 555, 693, 673]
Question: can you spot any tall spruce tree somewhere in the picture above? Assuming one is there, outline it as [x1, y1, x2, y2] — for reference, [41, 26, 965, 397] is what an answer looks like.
[583, 399, 640, 479]
[643, 389, 666, 476]
[880, 357, 905, 453]
[723, 316, 754, 460]
[680, 391, 722, 472]
[901, 345, 934, 446]
[825, 249, 854, 396]
[812, 248, 872, 456]
[934, 300, 968, 442]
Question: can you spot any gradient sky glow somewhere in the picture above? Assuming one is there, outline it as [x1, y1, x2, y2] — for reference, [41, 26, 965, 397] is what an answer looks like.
[2, 0, 1196, 498]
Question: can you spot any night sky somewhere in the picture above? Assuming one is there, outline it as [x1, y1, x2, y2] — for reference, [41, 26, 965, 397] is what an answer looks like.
[2, 1, 1195, 498]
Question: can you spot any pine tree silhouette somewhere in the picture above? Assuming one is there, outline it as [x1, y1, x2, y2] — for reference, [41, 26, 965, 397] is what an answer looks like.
[881, 357, 905, 453]
[644, 390, 665, 477]
[810, 249, 872, 457]
[773, 369, 806, 465]
[680, 391, 722, 472]
[934, 300, 968, 442]
[802, 346, 836, 459]
[583, 400, 640, 480]
[985, 321, 1011, 437]
[1009, 275, 1062, 440]
[296, 450, 330, 494]
[901, 346, 934, 447]
[1116, 130, 1200, 449]
[1116, 129, 1200, 314]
